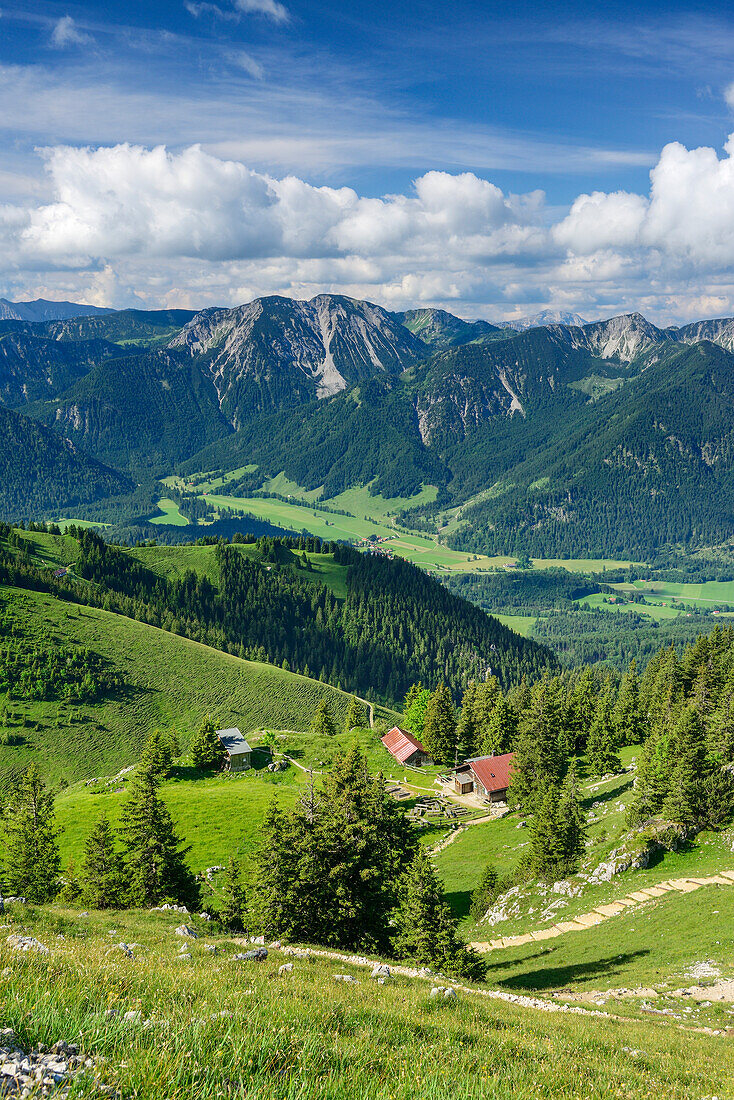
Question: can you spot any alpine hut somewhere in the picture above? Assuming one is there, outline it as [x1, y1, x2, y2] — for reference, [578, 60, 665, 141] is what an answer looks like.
[381, 726, 432, 768]
[216, 727, 253, 771]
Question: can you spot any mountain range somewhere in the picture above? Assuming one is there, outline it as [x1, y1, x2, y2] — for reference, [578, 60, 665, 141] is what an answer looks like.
[3, 294, 734, 558]
[0, 298, 113, 322]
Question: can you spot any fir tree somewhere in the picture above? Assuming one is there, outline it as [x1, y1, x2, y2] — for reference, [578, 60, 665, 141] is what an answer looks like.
[478, 695, 517, 757]
[311, 698, 337, 737]
[457, 679, 500, 759]
[344, 695, 367, 731]
[190, 716, 225, 770]
[2, 762, 60, 902]
[586, 682, 621, 777]
[469, 862, 499, 921]
[613, 660, 644, 746]
[392, 848, 485, 979]
[422, 684, 457, 765]
[80, 814, 128, 909]
[219, 857, 248, 932]
[557, 762, 586, 875]
[119, 764, 200, 909]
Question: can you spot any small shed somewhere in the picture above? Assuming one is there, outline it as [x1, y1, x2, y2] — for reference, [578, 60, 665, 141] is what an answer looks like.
[216, 727, 253, 771]
[381, 727, 432, 768]
[467, 752, 515, 802]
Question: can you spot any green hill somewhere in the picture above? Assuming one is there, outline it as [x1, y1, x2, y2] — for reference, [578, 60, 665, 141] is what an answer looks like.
[0, 581, 392, 788]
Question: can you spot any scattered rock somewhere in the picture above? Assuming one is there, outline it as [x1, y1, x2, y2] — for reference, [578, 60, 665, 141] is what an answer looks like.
[204, 944, 217, 954]
[249, 935, 266, 945]
[589, 820, 687, 884]
[176, 953, 192, 961]
[443, 987, 457, 999]
[233, 948, 267, 962]
[371, 965, 390, 979]
[151, 904, 189, 914]
[333, 974, 358, 983]
[174, 925, 198, 939]
[6, 934, 48, 954]
[278, 963, 294, 975]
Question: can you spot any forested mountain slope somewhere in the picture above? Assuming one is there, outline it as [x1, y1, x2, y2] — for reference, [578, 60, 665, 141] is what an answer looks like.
[0, 406, 132, 520]
[0, 528, 554, 703]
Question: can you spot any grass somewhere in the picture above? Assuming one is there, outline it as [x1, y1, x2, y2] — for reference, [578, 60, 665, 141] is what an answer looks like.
[2, 905, 734, 1099]
[0, 584, 395, 787]
[494, 614, 537, 637]
[614, 578, 734, 607]
[149, 499, 190, 526]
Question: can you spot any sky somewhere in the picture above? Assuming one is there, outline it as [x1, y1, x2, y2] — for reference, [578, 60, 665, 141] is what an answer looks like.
[1, 0, 734, 322]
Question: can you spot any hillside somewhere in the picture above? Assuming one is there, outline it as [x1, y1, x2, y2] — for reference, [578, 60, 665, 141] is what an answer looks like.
[0, 579, 394, 787]
[27, 350, 233, 474]
[0, 298, 112, 322]
[0, 406, 132, 520]
[4, 905, 731, 1100]
[0, 527, 554, 706]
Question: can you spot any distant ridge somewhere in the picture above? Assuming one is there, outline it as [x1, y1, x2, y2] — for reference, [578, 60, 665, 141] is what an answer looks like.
[498, 309, 588, 330]
[0, 298, 114, 322]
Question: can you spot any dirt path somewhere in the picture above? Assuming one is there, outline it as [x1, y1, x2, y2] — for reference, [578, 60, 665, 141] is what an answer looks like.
[470, 871, 734, 953]
[429, 814, 496, 856]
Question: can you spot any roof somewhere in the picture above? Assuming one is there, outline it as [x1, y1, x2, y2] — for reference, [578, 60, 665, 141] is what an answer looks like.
[216, 728, 252, 757]
[381, 726, 430, 764]
[466, 752, 515, 793]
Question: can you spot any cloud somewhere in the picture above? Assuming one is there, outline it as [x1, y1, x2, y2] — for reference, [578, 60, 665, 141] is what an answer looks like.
[50, 15, 92, 49]
[226, 49, 264, 79]
[234, 0, 289, 23]
[5, 133, 734, 323]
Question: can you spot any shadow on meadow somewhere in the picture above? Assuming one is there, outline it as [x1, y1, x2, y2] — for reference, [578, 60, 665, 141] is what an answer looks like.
[495, 948, 651, 992]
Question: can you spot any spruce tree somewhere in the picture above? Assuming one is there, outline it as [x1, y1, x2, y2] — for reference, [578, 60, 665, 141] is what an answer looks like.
[508, 677, 567, 810]
[391, 848, 485, 979]
[2, 762, 60, 902]
[586, 682, 621, 777]
[557, 762, 586, 875]
[525, 779, 562, 880]
[422, 685, 457, 765]
[219, 857, 248, 932]
[478, 695, 517, 757]
[190, 716, 225, 770]
[119, 764, 200, 908]
[469, 862, 499, 921]
[613, 661, 644, 746]
[344, 695, 367, 732]
[567, 667, 597, 753]
[80, 814, 128, 909]
[661, 706, 708, 829]
[140, 730, 179, 779]
[311, 698, 337, 737]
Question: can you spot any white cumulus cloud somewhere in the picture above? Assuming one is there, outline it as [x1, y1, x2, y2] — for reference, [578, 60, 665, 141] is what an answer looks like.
[5, 132, 734, 322]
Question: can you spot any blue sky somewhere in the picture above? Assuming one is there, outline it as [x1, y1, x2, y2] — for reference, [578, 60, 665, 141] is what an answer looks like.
[1, 0, 734, 320]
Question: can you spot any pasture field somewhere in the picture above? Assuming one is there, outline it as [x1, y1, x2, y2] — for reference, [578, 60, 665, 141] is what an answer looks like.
[614, 578, 734, 607]
[0, 585, 391, 786]
[149, 498, 189, 526]
[3, 907, 732, 1100]
[494, 614, 538, 637]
